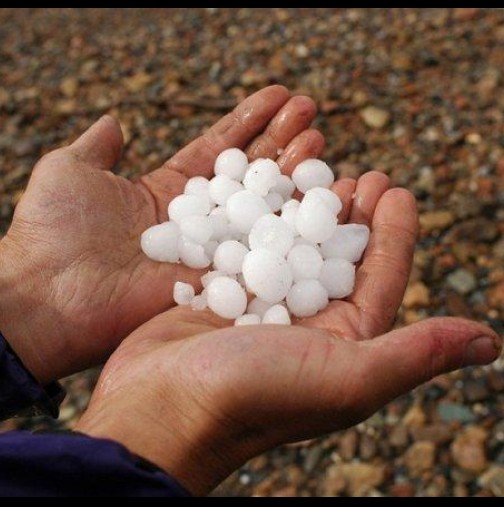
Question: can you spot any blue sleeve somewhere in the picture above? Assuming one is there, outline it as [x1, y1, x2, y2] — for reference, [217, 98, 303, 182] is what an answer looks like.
[0, 333, 190, 497]
[0, 432, 190, 497]
[0, 332, 65, 420]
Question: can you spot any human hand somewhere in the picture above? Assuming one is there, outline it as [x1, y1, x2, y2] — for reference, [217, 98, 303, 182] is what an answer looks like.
[0, 86, 324, 385]
[76, 172, 503, 495]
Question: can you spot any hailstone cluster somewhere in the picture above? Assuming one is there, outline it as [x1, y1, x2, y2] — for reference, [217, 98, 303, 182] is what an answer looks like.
[141, 148, 370, 326]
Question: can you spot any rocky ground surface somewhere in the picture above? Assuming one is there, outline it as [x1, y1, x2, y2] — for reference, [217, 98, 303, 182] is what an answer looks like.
[1, 7, 504, 497]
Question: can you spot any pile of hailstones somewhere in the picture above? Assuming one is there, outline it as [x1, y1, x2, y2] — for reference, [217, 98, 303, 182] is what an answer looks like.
[141, 149, 370, 326]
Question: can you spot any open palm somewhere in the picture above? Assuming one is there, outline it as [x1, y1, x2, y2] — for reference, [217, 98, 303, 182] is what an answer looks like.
[0, 86, 326, 384]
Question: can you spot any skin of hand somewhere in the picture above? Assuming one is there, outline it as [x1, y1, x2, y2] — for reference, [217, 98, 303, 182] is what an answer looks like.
[76, 171, 502, 495]
[0, 86, 325, 385]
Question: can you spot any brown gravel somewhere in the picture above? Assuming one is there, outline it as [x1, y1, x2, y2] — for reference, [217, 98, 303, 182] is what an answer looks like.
[1, 8, 504, 497]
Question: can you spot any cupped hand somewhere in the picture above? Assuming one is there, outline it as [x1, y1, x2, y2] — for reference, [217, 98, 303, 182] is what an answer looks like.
[76, 169, 503, 495]
[0, 86, 324, 384]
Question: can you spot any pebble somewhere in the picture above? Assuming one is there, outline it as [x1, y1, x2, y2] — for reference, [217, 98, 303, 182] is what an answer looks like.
[405, 441, 436, 477]
[360, 106, 390, 129]
[451, 426, 488, 474]
[447, 269, 477, 295]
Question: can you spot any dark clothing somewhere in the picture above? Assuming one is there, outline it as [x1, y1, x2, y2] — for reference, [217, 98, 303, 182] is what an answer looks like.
[0, 333, 188, 497]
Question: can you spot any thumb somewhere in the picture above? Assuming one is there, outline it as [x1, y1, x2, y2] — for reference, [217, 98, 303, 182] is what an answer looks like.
[357, 317, 502, 411]
[69, 115, 124, 171]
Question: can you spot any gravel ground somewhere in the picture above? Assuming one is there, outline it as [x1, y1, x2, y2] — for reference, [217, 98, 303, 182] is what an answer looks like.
[1, 7, 504, 497]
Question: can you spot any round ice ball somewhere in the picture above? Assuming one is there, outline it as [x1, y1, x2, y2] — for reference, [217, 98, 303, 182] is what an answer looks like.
[320, 258, 356, 299]
[305, 187, 342, 217]
[190, 293, 208, 311]
[235, 314, 262, 326]
[287, 245, 324, 282]
[201, 270, 227, 288]
[178, 236, 211, 270]
[321, 224, 370, 263]
[296, 191, 337, 244]
[249, 214, 295, 257]
[264, 192, 284, 213]
[226, 190, 270, 234]
[247, 297, 272, 319]
[206, 277, 247, 320]
[141, 222, 180, 263]
[262, 305, 291, 325]
[286, 280, 329, 318]
[242, 249, 293, 304]
[179, 215, 213, 245]
[292, 159, 335, 194]
[243, 158, 281, 197]
[273, 174, 296, 200]
[168, 195, 211, 224]
[208, 206, 229, 241]
[173, 282, 195, 306]
[214, 148, 249, 182]
[184, 176, 210, 197]
[213, 240, 249, 275]
[208, 175, 244, 206]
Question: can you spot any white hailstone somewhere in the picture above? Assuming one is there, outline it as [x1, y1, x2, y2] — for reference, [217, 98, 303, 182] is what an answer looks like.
[214, 148, 249, 182]
[282, 199, 301, 210]
[247, 297, 272, 319]
[184, 176, 210, 197]
[213, 240, 249, 275]
[190, 293, 208, 311]
[204, 241, 219, 261]
[286, 280, 329, 318]
[262, 305, 291, 325]
[293, 236, 321, 251]
[243, 159, 281, 197]
[292, 159, 335, 194]
[305, 188, 343, 217]
[179, 216, 213, 245]
[248, 214, 294, 257]
[168, 195, 211, 224]
[281, 205, 299, 235]
[264, 192, 284, 213]
[287, 245, 324, 282]
[319, 258, 356, 299]
[226, 190, 270, 234]
[178, 236, 211, 270]
[235, 314, 262, 326]
[208, 174, 244, 206]
[273, 174, 296, 200]
[208, 207, 229, 241]
[242, 249, 293, 304]
[206, 277, 247, 320]
[201, 270, 227, 289]
[141, 222, 180, 263]
[296, 191, 337, 244]
[320, 224, 370, 263]
[173, 282, 195, 306]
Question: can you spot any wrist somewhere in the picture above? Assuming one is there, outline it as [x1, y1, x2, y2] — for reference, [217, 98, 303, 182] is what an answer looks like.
[0, 238, 53, 385]
[75, 371, 260, 496]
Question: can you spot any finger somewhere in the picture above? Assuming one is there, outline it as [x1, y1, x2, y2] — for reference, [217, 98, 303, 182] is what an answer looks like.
[164, 85, 290, 178]
[69, 115, 124, 171]
[348, 171, 390, 227]
[357, 318, 502, 416]
[331, 179, 357, 224]
[350, 188, 418, 339]
[246, 96, 317, 161]
[277, 129, 325, 176]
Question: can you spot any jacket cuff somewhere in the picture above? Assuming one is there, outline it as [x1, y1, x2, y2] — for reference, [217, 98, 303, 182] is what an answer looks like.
[0, 332, 65, 421]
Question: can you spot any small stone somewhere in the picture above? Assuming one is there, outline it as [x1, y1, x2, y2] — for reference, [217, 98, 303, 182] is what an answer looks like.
[451, 426, 488, 474]
[447, 269, 477, 295]
[419, 210, 455, 232]
[462, 379, 488, 403]
[360, 106, 390, 129]
[403, 404, 426, 429]
[389, 425, 410, 449]
[438, 402, 476, 424]
[339, 430, 359, 461]
[488, 281, 504, 310]
[411, 423, 453, 446]
[404, 441, 436, 477]
[403, 282, 430, 308]
[479, 466, 504, 496]
[341, 463, 385, 496]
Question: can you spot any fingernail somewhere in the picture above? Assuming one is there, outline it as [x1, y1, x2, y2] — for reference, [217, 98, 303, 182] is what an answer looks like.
[464, 336, 502, 366]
